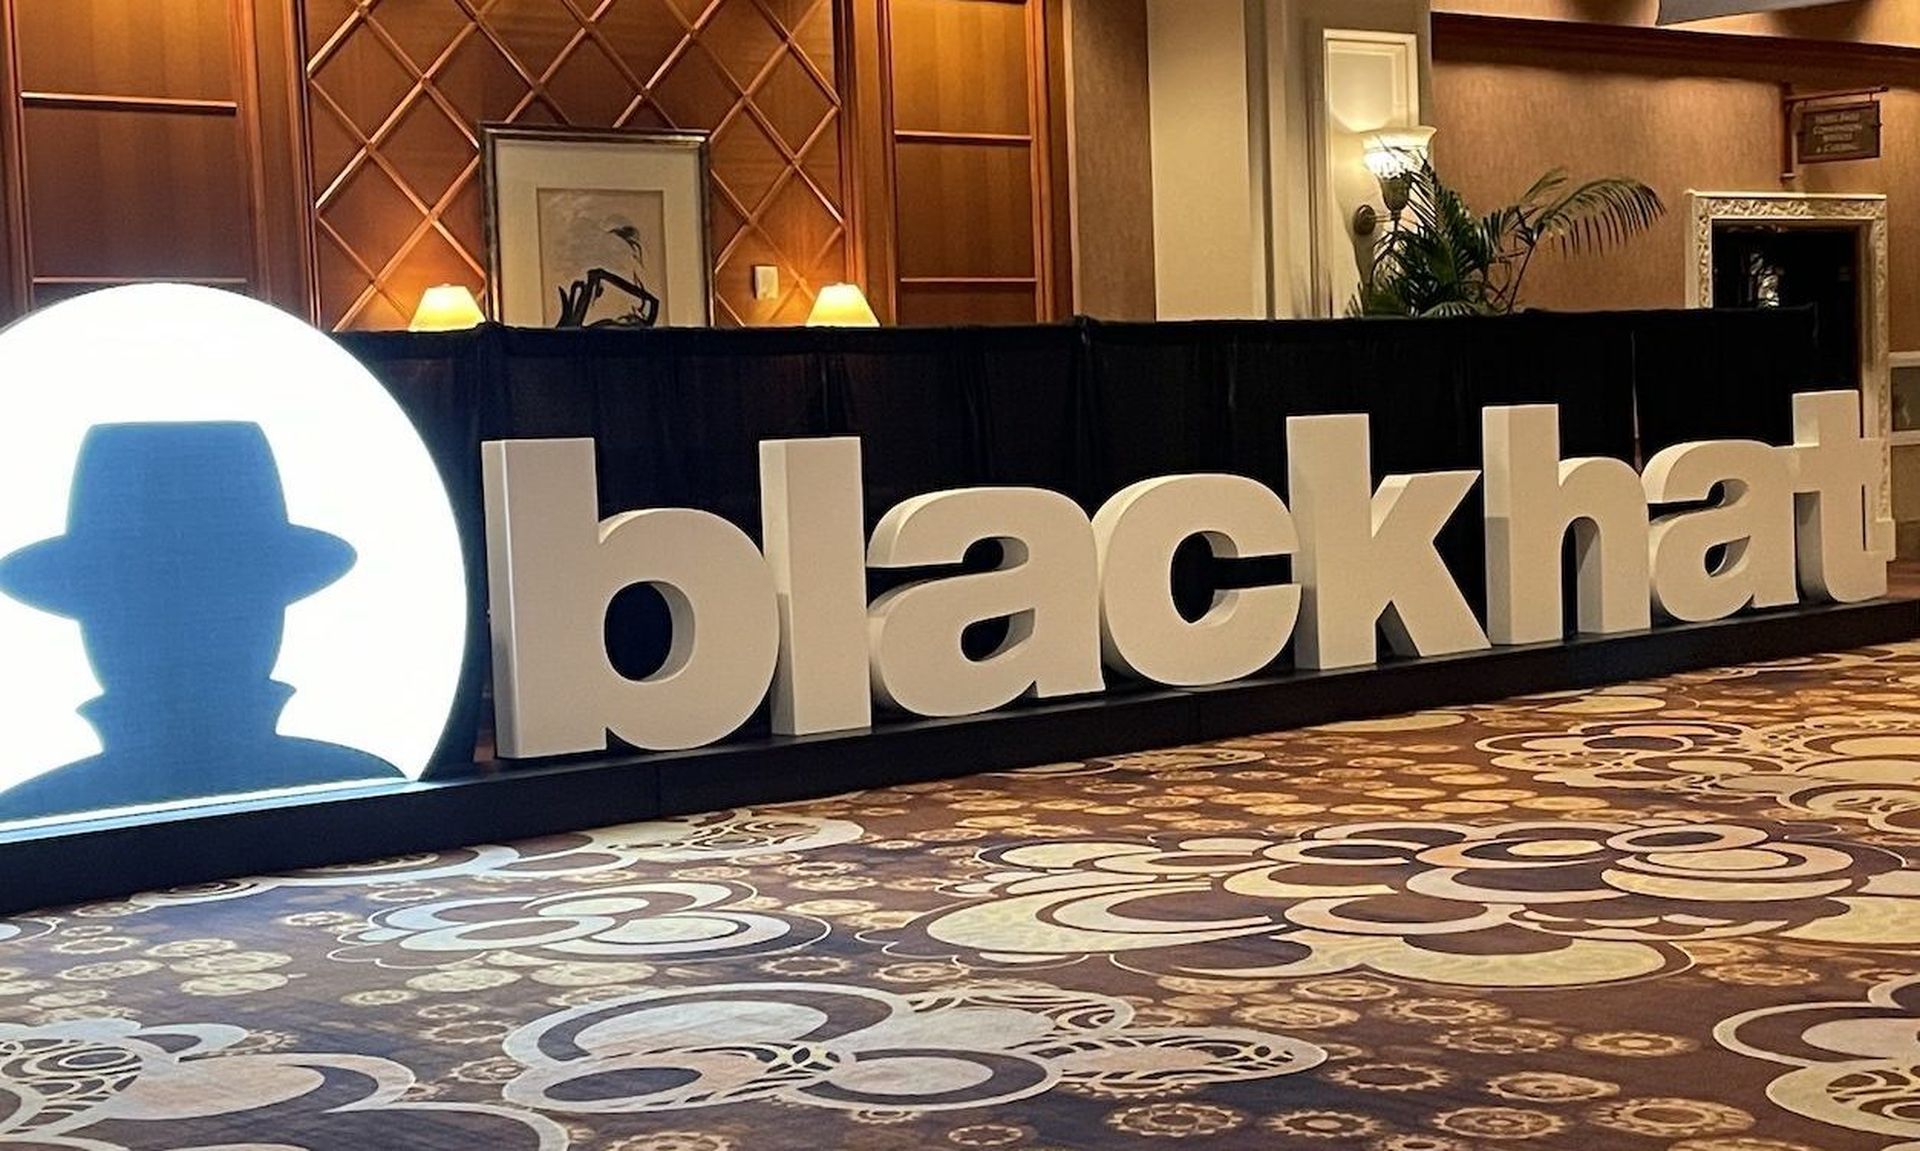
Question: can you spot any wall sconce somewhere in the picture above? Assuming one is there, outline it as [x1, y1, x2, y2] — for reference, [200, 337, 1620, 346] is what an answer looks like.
[409, 284, 486, 332]
[806, 283, 880, 327]
[1353, 125, 1437, 237]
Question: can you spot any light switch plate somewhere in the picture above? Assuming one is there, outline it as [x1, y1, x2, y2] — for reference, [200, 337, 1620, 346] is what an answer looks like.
[752, 265, 779, 300]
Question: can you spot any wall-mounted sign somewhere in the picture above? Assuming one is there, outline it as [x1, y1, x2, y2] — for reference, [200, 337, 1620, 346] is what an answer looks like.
[0, 285, 468, 827]
[1798, 100, 1882, 163]
[482, 392, 1893, 758]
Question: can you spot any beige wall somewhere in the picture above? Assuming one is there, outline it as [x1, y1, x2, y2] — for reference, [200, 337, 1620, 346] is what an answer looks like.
[1120, 0, 1431, 320]
[1145, 0, 1267, 320]
[1430, 45, 1920, 349]
[1285, 1, 1432, 316]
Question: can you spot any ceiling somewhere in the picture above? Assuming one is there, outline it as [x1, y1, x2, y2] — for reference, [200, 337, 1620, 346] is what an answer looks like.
[1656, 0, 1852, 23]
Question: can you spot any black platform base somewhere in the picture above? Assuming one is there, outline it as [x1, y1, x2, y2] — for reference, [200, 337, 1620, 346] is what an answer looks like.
[5, 596, 1917, 916]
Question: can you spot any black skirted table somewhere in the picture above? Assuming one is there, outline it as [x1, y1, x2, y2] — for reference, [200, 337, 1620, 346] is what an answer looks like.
[337, 307, 1823, 768]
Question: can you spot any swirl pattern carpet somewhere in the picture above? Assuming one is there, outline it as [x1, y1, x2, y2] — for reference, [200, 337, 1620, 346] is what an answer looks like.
[6, 645, 1920, 1149]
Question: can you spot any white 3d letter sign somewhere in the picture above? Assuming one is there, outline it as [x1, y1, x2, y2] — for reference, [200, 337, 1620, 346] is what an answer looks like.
[1093, 474, 1298, 687]
[481, 390, 1893, 759]
[759, 438, 872, 737]
[483, 439, 778, 755]
[867, 488, 1103, 717]
[1288, 413, 1488, 669]
[1643, 439, 1796, 622]
[1791, 390, 1892, 602]
[1483, 405, 1651, 643]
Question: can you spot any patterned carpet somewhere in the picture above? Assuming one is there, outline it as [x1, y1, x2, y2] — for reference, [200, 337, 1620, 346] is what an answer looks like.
[8, 647, 1920, 1149]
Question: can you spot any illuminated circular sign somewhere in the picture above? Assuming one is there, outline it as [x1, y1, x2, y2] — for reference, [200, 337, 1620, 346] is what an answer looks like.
[0, 285, 467, 825]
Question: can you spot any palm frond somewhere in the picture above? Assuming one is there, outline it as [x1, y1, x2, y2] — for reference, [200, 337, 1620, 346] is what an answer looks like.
[1531, 177, 1665, 253]
[1515, 167, 1569, 210]
[1355, 160, 1662, 317]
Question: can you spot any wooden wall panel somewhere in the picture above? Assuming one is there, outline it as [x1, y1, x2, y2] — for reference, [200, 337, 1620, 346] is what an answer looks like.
[889, 0, 1030, 134]
[895, 279, 1035, 324]
[15, 0, 234, 99]
[0, 0, 304, 320]
[893, 140, 1034, 277]
[861, 0, 1061, 325]
[0, 0, 1067, 329]
[22, 106, 251, 280]
[305, 0, 852, 329]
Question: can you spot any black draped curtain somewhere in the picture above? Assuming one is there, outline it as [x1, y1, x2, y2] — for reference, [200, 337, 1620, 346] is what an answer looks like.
[339, 306, 1820, 767]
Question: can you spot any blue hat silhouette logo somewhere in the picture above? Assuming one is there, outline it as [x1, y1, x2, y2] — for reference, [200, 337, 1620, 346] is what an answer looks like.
[0, 422, 357, 614]
[0, 421, 404, 821]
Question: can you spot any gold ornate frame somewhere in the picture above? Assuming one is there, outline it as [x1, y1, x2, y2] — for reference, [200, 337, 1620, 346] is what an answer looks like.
[1686, 191, 1891, 515]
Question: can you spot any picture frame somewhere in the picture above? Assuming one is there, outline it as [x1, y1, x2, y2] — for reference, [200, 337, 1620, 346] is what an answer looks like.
[481, 125, 713, 329]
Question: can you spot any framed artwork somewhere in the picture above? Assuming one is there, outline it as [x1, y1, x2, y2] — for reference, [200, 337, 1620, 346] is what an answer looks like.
[482, 126, 713, 328]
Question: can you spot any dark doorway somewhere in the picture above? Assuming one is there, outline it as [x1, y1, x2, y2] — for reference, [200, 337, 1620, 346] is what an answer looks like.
[1711, 223, 1861, 390]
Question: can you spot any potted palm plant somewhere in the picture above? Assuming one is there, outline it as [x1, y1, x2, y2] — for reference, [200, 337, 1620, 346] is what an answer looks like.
[1354, 161, 1665, 317]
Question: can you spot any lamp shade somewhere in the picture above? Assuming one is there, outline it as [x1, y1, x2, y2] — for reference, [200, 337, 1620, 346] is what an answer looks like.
[806, 283, 880, 327]
[1361, 125, 1437, 179]
[409, 285, 486, 332]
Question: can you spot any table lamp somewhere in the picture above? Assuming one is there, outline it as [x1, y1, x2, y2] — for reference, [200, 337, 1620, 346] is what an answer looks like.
[806, 283, 880, 327]
[409, 285, 486, 332]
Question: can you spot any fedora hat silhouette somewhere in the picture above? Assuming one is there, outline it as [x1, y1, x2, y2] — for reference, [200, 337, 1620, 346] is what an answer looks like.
[0, 422, 356, 619]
